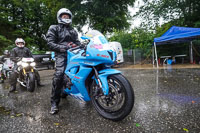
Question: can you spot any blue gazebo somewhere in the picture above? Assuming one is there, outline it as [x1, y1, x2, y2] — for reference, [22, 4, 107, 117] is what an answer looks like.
[153, 26, 200, 68]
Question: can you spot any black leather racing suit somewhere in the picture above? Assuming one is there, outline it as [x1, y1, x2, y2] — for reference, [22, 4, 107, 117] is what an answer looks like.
[46, 24, 81, 106]
[9, 47, 41, 87]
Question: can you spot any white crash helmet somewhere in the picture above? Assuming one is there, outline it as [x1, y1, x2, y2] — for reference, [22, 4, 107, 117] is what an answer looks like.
[4, 50, 10, 55]
[57, 8, 72, 25]
[15, 38, 25, 48]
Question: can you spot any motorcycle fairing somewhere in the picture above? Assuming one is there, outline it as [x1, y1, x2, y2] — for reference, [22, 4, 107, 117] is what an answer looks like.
[64, 64, 92, 101]
[63, 30, 118, 101]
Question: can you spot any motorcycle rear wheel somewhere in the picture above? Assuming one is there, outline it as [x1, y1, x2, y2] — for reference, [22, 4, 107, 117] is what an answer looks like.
[90, 74, 134, 121]
[27, 72, 35, 92]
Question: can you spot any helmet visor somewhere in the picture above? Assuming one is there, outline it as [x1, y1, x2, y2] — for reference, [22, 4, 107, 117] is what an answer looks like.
[16, 42, 25, 48]
[61, 13, 71, 19]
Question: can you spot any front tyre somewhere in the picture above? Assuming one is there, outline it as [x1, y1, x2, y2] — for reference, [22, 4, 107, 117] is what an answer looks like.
[90, 74, 134, 121]
[27, 72, 35, 92]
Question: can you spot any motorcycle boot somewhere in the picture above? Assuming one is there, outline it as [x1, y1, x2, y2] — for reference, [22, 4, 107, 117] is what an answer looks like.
[50, 78, 62, 115]
[50, 102, 59, 115]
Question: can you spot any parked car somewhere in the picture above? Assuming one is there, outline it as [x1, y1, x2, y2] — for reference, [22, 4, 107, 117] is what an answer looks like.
[33, 53, 55, 69]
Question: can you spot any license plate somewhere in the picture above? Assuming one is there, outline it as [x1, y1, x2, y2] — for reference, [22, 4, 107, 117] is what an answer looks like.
[43, 58, 50, 61]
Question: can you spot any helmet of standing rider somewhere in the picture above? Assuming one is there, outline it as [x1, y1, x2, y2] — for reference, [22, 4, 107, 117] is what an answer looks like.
[57, 8, 72, 25]
[3, 50, 10, 55]
[15, 38, 25, 48]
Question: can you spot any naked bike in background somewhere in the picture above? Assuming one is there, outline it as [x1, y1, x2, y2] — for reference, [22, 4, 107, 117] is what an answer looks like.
[16, 57, 37, 92]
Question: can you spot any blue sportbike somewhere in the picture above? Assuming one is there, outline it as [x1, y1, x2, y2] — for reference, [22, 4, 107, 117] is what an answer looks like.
[62, 30, 134, 121]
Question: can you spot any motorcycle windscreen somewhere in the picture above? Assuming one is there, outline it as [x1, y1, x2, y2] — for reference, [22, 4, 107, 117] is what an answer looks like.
[86, 35, 115, 64]
[3, 58, 14, 70]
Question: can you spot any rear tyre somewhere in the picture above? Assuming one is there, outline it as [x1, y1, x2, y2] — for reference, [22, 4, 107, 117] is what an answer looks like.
[90, 74, 134, 121]
[27, 72, 35, 92]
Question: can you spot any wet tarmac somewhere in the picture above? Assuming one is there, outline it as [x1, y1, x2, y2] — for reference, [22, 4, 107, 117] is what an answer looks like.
[0, 68, 200, 133]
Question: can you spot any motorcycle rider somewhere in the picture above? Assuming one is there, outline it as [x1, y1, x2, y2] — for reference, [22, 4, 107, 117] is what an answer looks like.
[46, 8, 81, 114]
[1, 50, 10, 61]
[0, 50, 10, 83]
[9, 38, 43, 92]
[0, 50, 11, 63]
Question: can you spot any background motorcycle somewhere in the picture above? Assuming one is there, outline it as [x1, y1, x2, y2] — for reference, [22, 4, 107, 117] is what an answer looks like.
[0, 58, 14, 83]
[62, 30, 134, 121]
[17, 57, 36, 92]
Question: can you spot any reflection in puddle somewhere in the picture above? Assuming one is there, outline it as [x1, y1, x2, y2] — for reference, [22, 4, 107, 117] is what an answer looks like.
[159, 93, 200, 104]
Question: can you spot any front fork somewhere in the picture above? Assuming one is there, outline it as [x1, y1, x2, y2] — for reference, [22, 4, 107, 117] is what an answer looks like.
[93, 67, 103, 97]
[93, 67, 121, 96]
[21, 68, 34, 82]
[93, 67, 103, 89]
[22, 68, 34, 75]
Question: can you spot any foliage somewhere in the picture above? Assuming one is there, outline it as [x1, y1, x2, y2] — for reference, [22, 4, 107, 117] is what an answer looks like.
[133, 0, 200, 59]
[83, 0, 135, 33]
[109, 28, 155, 57]
[0, 35, 14, 53]
[0, 0, 135, 54]
[135, 0, 200, 29]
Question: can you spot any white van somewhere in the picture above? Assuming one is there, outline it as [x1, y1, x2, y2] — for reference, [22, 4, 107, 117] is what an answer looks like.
[109, 42, 124, 64]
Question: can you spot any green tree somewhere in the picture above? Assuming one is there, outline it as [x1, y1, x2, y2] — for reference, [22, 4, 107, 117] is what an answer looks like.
[61, 0, 136, 33]
[0, 0, 136, 54]
[109, 28, 154, 57]
[135, 0, 200, 28]
[0, 0, 61, 53]
[84, 0, 135, 33]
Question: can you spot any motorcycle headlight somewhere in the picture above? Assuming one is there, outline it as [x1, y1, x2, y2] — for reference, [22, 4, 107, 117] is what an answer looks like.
[22, 62, 29, 67]
[17, 61, 22, 66]
[30, 62, 36, 67]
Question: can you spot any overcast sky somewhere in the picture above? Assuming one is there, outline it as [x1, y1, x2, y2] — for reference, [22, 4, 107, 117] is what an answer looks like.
[128, 0, 143, 28]
[129, 0, 165, 29]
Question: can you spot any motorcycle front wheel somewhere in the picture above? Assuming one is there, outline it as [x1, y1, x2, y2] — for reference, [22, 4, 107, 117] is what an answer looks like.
[26, 72, 35, 92]
[90, 74, 134, 121]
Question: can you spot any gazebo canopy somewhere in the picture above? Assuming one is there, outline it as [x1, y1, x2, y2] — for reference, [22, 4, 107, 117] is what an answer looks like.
[154, 26, 200, 45]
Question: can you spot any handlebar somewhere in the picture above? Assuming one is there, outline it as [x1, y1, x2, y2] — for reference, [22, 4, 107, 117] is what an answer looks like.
[69, 45, 81, 52]
[9, 57, 22, 61]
